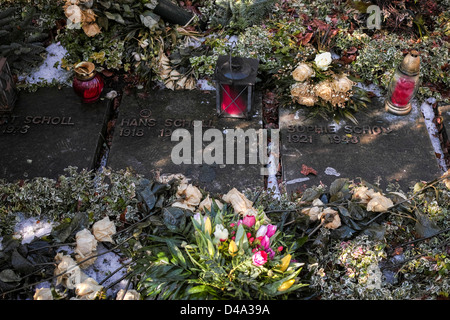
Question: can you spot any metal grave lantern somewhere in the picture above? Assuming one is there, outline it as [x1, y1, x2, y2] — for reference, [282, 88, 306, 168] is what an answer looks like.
[214, 55, 259, 119]
[0, 57, 17, 114]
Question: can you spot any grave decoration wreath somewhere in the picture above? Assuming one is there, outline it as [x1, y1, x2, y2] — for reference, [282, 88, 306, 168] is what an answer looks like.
[289, 51, 371, 124]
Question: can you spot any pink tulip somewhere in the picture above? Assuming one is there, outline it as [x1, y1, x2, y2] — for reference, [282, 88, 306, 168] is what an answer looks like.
[277, 246, 283, 252]
[267, 248, 275, 260]
[260, 235, 270, 250]
[266, 224, 277, 238]
[242, 215, 256, 228]
[252, 250, 268, 266]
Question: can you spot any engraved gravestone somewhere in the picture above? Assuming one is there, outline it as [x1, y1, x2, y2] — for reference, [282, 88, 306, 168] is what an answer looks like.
[280, 97, 443, 193]
[107, 89, 264, 194]
[0, 87, 112, 181]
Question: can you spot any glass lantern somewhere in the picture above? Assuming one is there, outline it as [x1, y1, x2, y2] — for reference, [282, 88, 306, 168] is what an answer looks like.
[385, 50, 421, 115]
[214, 55, 259, 119]
[72, 61, 104, 103]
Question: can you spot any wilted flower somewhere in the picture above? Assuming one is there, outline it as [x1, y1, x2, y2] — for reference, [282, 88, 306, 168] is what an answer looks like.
[116, 289, 141, 300]
[54, 253, 86, 289]
[352, 186, 375, 204]
[33, 288, 53, 300]
[222, 188, 254, 215]
[213, 224, 229, 242]
[252, 250, 268, 266]
[199, 195, 223, 212]
[332, 75, 354, 93]
[173, 183, 202, 211]
[92, 216, 116, 243]
[301, 198, 324, 221]
[75, 277, 103, 300]
[367, 193, 394, 212]
[315, 81, 333, 102]
[320, 208, 341, 229]
[314, 52, 332, 70]
[74, 228, 98, 267]
[290, 82, 317, 106]
[292, 63, 315, 82]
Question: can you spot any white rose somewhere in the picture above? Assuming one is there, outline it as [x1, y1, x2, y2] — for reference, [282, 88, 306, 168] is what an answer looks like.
[332, 75, 354, 93]
[213, 223, 229, 242]
[54, 253, 87, 289]
[314, 52, 332, 70]
[75, 229, 98, 267]
[33, 288, 53, 300]
[292, 63, 315, 82]
[116, 289, 141, 300]
[314, 81, 333, 101]
[75, 278, 103, 300]
[92, 216, 116, 243]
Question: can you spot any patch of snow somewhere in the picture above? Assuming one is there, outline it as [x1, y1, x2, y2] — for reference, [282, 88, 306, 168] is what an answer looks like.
[197, 79, 216, 90]
[420, 98, 447, 172]
[19, 42, 71, 86]
[286, 177, 310, 185]
[325, 167, 341, 176]
[13, 216, 53, 245]
[82, 243, 131, 298]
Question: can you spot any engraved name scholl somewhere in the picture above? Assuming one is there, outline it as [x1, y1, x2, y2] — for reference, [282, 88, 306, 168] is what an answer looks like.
[287, 124, 392, 135]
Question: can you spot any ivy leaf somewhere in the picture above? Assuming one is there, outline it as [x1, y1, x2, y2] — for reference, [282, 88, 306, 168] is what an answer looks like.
[140, 11, 160, 29]
[104, 11, 125, 24]
[329, 178, 350, 202]
[300, 188, 320, 202]
[162, 207, 186, 233]
[50, 212, 89, 243]
[0, 269, 21, 283]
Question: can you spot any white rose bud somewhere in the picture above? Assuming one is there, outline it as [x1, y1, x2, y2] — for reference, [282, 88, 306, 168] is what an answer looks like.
[314, 52, 332, 70]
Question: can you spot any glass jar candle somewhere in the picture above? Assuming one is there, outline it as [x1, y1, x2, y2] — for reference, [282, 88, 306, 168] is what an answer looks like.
[385, 50, 420, 115]
[72, 61, 104, 103]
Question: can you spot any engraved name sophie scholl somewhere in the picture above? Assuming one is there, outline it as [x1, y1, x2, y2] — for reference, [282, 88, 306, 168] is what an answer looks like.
[286, 124, 393, 145]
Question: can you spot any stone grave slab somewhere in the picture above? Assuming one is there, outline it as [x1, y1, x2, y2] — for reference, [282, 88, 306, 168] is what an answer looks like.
[107, 89, 264, 194]
[280, 97, 443, 194]
[0, 87, 112, 181]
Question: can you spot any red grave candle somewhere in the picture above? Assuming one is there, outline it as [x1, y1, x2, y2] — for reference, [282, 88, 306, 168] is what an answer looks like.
[221, 84, 246, 116]
[72, 62, 104, 103]
[385, 50, 420, 115]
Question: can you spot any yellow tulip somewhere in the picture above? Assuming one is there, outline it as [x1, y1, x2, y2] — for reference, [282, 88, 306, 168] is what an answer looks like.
[228, 240, 238, 257]
[277, 254, 291, 272]
[277, 279, 295, 292]
[204, 217, 212, 235]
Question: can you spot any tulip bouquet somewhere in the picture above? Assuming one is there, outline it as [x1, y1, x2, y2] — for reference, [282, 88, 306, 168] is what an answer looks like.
[137, 196, 307, 300]
[184, 206, 307, 299]
[289, 51, 371, 124]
